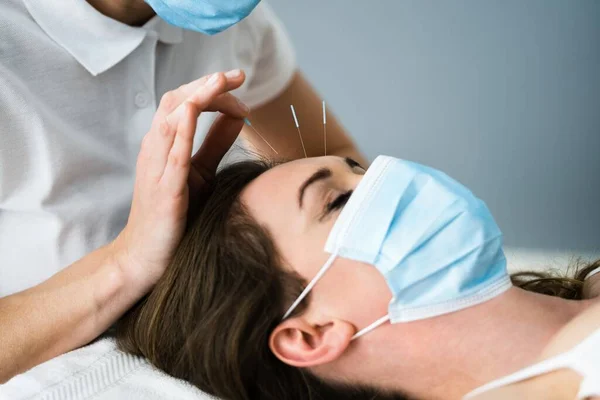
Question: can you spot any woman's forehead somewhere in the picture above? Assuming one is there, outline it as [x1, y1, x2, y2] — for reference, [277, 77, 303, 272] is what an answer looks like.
[240, 157, 338, 224]
[241, 156, 347, 219]
[241, 159, 311, 208]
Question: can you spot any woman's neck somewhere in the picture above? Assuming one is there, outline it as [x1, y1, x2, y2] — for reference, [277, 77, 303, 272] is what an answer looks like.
[370, 288, 592, 399]
[447, 288, 589, 396]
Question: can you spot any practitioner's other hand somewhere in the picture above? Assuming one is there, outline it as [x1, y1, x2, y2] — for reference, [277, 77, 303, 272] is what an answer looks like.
[113, 70, 248, 295]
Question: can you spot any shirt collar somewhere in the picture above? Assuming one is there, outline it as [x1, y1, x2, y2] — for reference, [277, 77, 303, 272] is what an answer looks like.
[22, 0, 183, 76]
[144, 15, 183, 45]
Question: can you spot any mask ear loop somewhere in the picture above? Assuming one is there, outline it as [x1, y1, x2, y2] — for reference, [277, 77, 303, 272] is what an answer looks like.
[282, 253, 337, 320]
[351, 315, 390, 340]
[281, 251, 390, 341]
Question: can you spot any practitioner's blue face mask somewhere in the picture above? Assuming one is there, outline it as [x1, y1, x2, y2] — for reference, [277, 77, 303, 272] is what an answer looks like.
[283, 156, 512, 339]
[145, 0, 261, 35]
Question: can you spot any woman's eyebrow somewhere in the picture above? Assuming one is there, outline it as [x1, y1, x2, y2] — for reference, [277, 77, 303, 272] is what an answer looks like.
[298, 168, 332, 208]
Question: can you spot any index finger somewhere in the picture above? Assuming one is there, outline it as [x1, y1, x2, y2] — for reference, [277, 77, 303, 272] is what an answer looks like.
[154, 69, 246, 123]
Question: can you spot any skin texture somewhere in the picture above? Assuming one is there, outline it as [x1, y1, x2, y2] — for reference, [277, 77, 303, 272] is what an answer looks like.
[471, 299, 600, 400]
[241, 156, 596, 400]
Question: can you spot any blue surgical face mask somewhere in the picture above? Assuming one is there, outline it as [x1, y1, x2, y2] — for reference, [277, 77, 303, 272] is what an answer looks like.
[145, 0, 261, 35]
[283, 156, 512, 339]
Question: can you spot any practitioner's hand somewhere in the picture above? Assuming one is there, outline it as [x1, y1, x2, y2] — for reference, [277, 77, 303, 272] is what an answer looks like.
[113, 70, 248, 294]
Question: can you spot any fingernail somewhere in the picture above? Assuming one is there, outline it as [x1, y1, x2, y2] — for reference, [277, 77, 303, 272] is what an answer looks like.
[207, 73, 220, 87]
[225, 69, 241, 79]
[237, 98, 250, 114]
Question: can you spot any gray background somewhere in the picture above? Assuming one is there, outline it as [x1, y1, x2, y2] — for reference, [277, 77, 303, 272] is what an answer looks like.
[269, 0, 600, 252]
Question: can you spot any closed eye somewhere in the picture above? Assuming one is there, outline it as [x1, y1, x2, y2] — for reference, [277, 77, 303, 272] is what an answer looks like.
[320, 190, 353, 221]
[345, 157, 361, 169]
[328, 190, 352, 212]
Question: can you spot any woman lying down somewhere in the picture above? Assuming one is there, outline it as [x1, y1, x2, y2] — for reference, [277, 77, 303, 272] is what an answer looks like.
[4, 155, 600, 400]
[112, 154, 599, 400]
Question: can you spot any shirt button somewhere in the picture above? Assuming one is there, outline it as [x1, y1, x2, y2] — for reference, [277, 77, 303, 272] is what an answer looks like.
[134, 92, 149, 108]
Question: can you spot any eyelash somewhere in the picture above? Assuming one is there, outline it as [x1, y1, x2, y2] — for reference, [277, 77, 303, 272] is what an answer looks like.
[326, 190, 353, 213]
[346, 158, 361, 169]
[319, 159, 362, 220]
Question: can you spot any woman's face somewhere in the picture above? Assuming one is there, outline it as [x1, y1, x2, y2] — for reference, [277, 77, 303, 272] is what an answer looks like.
[241, 156, 483, 399]
[241, 156, 394, 362]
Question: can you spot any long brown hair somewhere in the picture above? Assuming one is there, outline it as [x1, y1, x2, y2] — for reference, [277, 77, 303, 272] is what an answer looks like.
[511, 258, 600, 299]
[114, 159, 598, 400]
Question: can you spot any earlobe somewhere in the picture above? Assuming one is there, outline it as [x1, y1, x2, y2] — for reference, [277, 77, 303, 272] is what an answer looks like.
[269, 318, 355, 368]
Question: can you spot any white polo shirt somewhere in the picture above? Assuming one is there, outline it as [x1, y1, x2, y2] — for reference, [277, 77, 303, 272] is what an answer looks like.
[0, 0, 296, 296]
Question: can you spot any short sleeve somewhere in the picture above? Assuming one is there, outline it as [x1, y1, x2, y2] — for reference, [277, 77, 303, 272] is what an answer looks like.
[237, 2, 297, 108]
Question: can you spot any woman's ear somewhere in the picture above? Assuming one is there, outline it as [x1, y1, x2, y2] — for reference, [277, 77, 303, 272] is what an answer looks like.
[269, 317, 355, 367]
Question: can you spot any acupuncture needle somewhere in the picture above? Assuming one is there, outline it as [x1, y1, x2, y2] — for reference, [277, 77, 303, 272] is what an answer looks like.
[290, 105, 307, 158]
[322, 101, 327, 156]
[243, 118, 279, 155]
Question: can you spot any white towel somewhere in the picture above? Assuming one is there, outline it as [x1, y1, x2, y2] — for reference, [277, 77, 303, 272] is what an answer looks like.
[0, 338, 218, 400]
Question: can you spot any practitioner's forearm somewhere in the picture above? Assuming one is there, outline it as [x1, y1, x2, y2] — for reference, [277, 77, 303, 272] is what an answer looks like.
[0, 244, 130, 383]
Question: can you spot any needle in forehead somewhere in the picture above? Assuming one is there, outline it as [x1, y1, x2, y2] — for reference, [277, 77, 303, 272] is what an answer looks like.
[290, 105, 308, 158]
[322, 101, 327, 156]
[244, 118, 279, 155]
